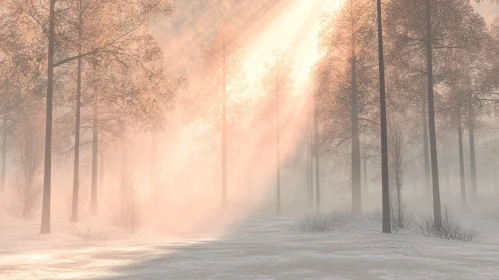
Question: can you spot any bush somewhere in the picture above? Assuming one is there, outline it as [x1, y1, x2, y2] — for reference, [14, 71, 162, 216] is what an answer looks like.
[111, 150, 141, 234]
[484, 207, 499, 222]
[10, 115, 44, 219]
[364, 208, 383, 224]
[416, 208, 478, 242]
[72, 226, 106, 245]
[364, 206, 414, 232]
[391, 202, 414, 230]
[296, 211, 351, 232]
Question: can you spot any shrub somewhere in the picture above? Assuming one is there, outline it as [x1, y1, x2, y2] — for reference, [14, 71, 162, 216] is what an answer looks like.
[416, 208, 478, 242]
[391, 201, 415, 230]
[484, 207, 499, 222]
[10, 115, 44, 219]
[73, 226, 106, 245]
[365, 206, 414, 232]
[296, 211, 350, 232]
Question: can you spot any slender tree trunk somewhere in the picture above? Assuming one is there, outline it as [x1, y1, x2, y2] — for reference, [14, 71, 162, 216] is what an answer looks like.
[71, 1, 83, 222]
[468, 121, 478, 198]
[425, 0, 442, 229]
[276, 57, 281, 215]
[236, 137, 240, 199]
[99, 153, 104, 197]
[221, 22, 228, 206]
[1, 115, 7, 191]
[40, 0, 56, 234]
[377, 0, 391, 233]
[444, 143, 450, 192]
[494, 165, 498, 195]
[413, 173, 418, 197]
[90, 95, 99, 215]
[314, 104, 320, 213]
[306, 110, 313, 206]
[397, 183, 402, 228]
[457, 116, 467, 207]
[70, 62, 82, 222]
[351, 55, 362, 214]
[150, 132, 158, 208]
[423, 102, 431, 194]
[362, 134, 368, 194]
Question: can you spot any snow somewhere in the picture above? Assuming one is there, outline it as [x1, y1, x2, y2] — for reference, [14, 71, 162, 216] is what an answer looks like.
[2, 210, 499, 279]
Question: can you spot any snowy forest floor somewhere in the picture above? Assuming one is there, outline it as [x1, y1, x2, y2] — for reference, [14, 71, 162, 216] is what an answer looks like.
[2, 199, 499, 279]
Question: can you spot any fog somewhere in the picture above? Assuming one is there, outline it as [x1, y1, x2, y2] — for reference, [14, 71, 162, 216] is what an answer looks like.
[1, 0, 499, 279]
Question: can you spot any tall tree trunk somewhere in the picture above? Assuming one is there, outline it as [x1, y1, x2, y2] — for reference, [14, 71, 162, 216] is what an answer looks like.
[377, 0, 391, 233]
[70, 61, 82, 223]
[150, 132, 158, 208]
[276, 56, 281, 215]
[425, 0, 442, 229]
[468, 121, 478, 198]
[494, 165, 498, 195]
[457, 116, 467, 207]
[1, 115, 7, 191]
[236, 137, 240, 199]
[362, 135, 368, 194]
[90, 95, 98, 215]
[423, 101, 431, 194]
[99, 153, 104, 197]
[314, 104, 320, 213]
[444, 143, 450, 192]
[71, 1, 83, 222]
[221, 22, 228, 206]
[351, 55, 362, 214]
[40, 0, 56, 234]
[306, 110, 313, 206]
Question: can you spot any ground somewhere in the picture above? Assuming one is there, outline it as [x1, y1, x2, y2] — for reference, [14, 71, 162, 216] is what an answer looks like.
[1, 208, 499, 280]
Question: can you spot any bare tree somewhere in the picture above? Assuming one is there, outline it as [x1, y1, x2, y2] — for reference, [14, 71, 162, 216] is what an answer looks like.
[315, 0, 378, 214]
[11, 110, 44, 219]
[377, 0, 391, 233]
[259, 49, 294, 214]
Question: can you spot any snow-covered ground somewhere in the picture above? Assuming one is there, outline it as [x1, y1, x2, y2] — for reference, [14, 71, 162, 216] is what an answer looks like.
[2, 205, 499, 280]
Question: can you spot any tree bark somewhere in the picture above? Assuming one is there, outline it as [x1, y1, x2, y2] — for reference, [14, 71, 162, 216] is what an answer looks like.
[306, 113, 312, 206]
[276, 56, 281, 215]
[314, 104, 320, 213]
[494, 165, 498, 195]
[444, 142, 449, 192]
[99, 152, 104, 197]
[70, 58, 82, 223]
[90, 94, 99, 215]
[457, 116, 467, 207]
[423, 101, 431, 194]
[40, 0, 56, 234]
[468, 121, 478, 198]
[351, 55, 362, 214]
[221, 22, 228, 207]
[377, 0, 391, 233]
[425, 0, 442, 229]
[1, 115, 7, 191]
[150, 132, 158, 208]
[71, 0, 83, 223]
[362, 135, 368, 194]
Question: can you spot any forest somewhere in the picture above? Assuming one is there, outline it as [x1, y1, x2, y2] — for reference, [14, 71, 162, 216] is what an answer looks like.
[0, 0, 499, 279]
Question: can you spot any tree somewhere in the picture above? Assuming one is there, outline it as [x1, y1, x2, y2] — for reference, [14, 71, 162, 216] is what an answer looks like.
[259, 49, 294, 214]
[316, 0, 378, 214]
[11, 104, 45, 219]
[377, 0, 391, 233]
[197, 22, 249, 206]
[0, 0, 177, 233]
[385, 0, 486, 227]
[388, 116, 414, 229]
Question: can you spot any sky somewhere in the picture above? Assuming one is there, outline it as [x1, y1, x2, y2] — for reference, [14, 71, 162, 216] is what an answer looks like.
[474, 1, 499, 25]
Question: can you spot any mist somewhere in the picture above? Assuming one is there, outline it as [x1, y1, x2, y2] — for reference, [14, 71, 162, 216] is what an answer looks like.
[1, 0, 499, 279]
